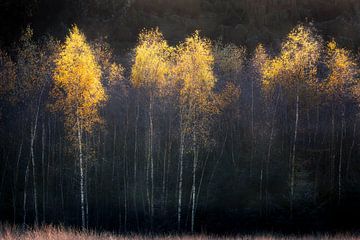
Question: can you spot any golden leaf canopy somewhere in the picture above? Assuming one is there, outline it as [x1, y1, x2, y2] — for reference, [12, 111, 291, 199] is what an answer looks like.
[52, 25, 106, 133]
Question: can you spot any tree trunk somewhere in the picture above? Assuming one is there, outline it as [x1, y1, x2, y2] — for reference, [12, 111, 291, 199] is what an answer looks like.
[77, 114, 86, 230]
[41, 123, 46, 225]
[264, 91, 280, 217]
[250, 76, 255, 176]
[149, 95, 154, 225]
[330, 105, 336, 194]
[23, 158, 30, 229]
[191, 129, 198, 233]
[346, 121, 356, 178]
[177, 114, 184, 231]
[29, 86, 44, 227]
[13, 141, 23, 224]
[123, 108, 129, 232]
[338, 104, 345, 204]
[133, 101, 140, 230]
[290, 92, 299, 219]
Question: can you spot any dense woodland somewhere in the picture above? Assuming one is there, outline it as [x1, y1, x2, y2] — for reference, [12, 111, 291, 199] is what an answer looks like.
[1, 0, 360, 48]
[1, 0, 360, 235]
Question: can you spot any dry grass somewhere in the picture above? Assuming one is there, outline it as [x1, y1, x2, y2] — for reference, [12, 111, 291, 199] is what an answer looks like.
[1, 225, 360, 240]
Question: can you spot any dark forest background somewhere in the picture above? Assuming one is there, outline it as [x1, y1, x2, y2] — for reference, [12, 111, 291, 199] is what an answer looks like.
[1, 0, 360, 234]
[1, 0, 360, 49]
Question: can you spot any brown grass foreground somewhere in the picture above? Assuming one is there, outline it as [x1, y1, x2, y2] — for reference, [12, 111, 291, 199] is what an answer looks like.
[1, 225, 360, 240]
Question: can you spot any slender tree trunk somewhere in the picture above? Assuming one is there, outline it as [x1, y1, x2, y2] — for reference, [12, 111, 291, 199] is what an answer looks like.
[338, 104, 345, 204]
[29, 86, 44, 227]
[346, 121, 356, 178]
[112, 123, 117, 183]
[162, 111, 170, 215]
[123, 108, 129, 232]
[23, 158, 30, 229]
[259, 155, 264, 217]
[41, 123, 46, 225]
[290, 92, 299, 219]
[59, 137, 65, 222]
[149, 95, 154, 225]
[13, 141, 23, 224]
[30, 125, 39, 226]
[264, 92, 280, 217]
[191, 129, 198, 233]
[330, 104, 336, 194]
[85, 135, 89, 229]
[77, 114, 86, 230]
[314, 151, 321, 204]
[162, 140, 167, 214]
[250, 76, 255, 176]
[133, 101, 140, 230]
[177, 114, 184, 231]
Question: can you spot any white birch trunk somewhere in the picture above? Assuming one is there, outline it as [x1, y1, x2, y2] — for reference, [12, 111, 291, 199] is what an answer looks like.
[77, 114, 86, 230]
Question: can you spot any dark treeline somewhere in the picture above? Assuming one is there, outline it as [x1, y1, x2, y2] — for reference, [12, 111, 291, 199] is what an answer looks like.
[1, 0, 360, 49]
[1, 21, 360, 234]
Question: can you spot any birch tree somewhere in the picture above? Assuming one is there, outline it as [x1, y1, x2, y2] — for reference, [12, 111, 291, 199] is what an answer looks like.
[16, 26, 58, 227]
[51, 25, 106, 230]
[174, 31, 218, 232]
[323, 40, 359, 203]
[131, 28, 172, 226]
[262, 25, 321, 218]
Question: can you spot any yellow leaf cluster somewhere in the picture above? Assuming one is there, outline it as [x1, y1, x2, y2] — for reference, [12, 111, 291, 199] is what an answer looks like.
[173, 31, 219, 146]
[131, 28, 240, 147]
[175, 31, 217, 112]
[262, 25, 321, 99]
[131, 28, 173, 96]
[52, 25, 106, 133]
[324, 39, 359, 101]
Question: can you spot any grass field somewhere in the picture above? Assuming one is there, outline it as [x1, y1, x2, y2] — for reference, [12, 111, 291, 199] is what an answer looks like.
[1, 225, 360, 240]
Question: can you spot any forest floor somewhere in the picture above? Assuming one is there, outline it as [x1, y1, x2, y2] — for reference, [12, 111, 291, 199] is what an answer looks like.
[1, 225, 360, 240]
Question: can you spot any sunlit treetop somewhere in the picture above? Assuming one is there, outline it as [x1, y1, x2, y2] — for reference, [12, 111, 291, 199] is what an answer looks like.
[173, 31, 219, 148]
[262, 24, 322, 99]
[131, 28, 173, 96]
[175, 31, 217, 111]
[52, 25, 106, 134]
[324, 39, 359, 101]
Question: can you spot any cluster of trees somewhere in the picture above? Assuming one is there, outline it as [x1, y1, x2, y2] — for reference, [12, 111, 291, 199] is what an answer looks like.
[1, 23, 360, 233]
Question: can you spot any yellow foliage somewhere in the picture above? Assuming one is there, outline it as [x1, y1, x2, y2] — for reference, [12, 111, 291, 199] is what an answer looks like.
[52, 25, 106, 134]
[131, 28, 173, 96]
[175, 31, 217, 112]
[262, 24, 321, 100]
[324, 39, 359, 101]
[174, 31, 219, 146]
